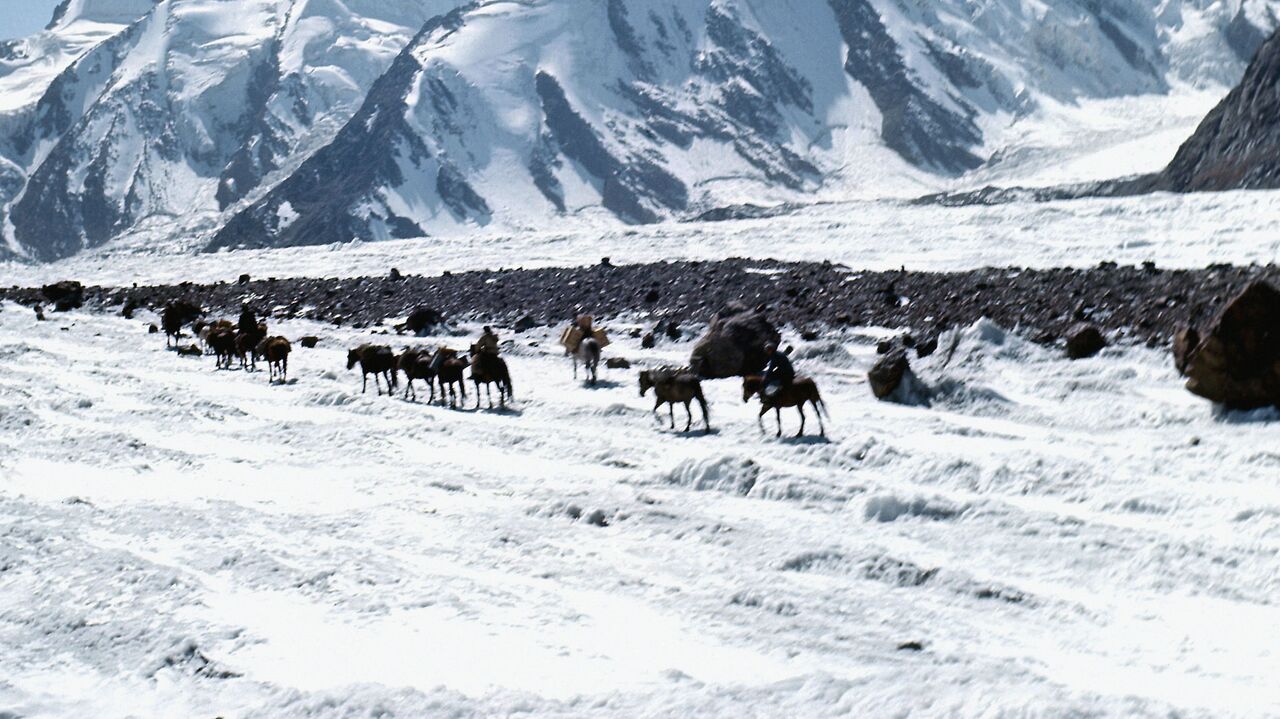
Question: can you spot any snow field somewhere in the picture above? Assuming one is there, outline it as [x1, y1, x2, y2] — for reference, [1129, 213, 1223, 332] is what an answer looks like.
[1, 303, 1278, 716]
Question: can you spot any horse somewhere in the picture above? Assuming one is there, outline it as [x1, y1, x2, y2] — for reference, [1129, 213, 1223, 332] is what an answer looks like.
[433, 348, 469, 408]
[742, 375, 827, 438]
[235, 322, 268, 371]
[257, 336, 291, 384]
[640, 368, 710, 433]
[347, 344, 396, 395]
[161, 301, 202, 348]
[199, 319, 233, 355]
[572, 336, 601, 384]
[397, 348, 436, 402]
[469, 344, 514, 409]
[206, 327, 238, 370]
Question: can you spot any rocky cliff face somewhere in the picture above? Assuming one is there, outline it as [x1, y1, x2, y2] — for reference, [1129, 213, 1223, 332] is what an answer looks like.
[1155, 28, 1280, 192]
[1, 0, 1278, 260]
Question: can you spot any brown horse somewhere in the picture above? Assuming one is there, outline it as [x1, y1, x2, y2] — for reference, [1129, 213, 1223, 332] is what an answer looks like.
[432, 348, 468, 408]
[207, 326, 238, 370]
[236, 322, 268, 371]
[397, 348, 436, 402]
[469, 344, 513, 409]
[347, 344, 396, 395]
[743, 375, 827, 438]
[640, 368, 710, 432]
[257, 336, 291, 383]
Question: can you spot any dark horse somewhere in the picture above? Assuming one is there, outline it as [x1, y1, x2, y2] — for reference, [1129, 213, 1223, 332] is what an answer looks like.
[640, 368, 710, 433]
[347, 344, 396, 395]
[397, 348, 436, 402]
[433, 348, 468, 408]
[469, 344, 514, 409]
[257, 336, 291, 384]
[743, 375, 827, 438]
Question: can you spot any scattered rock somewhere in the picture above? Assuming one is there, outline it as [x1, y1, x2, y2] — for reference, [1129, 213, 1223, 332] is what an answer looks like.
[605, 357, 631, 369]
[915, 336, 938, 358]
[1179, 281, 1280, 409]
[148, 324, 159, 334]
[896, 641, 925, 652]
[388, 267, 403, 281]
[644, 288, 660, 303]
[641, 332, 656, 349]
[800, 329, 819, 341]
[689, 303, 781, 378]
[1065, 323, 1106, 359]
[238, 274, 251, 284]
[33, 304, 45, 321]
[300, 336, 319, 348]
[177, 344, 202, 356]
[121, 299, 139, 319]
[513, 314, 538, 333]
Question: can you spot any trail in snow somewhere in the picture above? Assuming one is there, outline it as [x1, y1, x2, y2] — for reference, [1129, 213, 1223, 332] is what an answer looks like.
[1, 303, 1278, 716]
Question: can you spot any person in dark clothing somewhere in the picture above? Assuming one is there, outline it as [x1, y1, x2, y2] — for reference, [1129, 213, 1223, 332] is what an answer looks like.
[237, 304, 258, 336]
[476, 326, 500, 356]
[761, 341, 795, 399]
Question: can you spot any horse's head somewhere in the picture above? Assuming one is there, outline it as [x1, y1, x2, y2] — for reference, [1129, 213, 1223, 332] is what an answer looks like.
[346, 349, 359, 370]
[639, 370, 653, 397]
[742, 375, 763, 402]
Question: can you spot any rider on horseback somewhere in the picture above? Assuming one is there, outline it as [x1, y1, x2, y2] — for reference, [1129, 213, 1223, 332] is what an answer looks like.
[761, 341, 794, 400]
[476, 326, 500, 356]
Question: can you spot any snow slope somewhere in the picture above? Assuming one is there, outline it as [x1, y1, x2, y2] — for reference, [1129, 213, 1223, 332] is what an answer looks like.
[3, 0, 1280, 260]
[2, 305, 1278, 716]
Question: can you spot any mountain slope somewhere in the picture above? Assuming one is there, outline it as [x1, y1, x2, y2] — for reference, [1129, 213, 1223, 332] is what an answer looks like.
[3, 0, 1279, 260]
[1154, 27, 1280, 191]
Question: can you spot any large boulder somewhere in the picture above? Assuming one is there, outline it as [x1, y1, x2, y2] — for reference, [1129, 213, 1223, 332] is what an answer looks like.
[41, 280, 84, 311]
[868, 349, 910, 399]
[1065, 323, 1106, 359]
[1177, 281, 1280, 409]
[403, 306, 445, 335]
[688, 303, 781, 379]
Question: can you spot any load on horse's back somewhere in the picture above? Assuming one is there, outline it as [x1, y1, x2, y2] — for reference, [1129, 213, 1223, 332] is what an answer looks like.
[562, 314, 609, 384]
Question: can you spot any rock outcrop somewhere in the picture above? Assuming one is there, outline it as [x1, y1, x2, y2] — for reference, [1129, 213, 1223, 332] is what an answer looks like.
[689, 303, 780, 379]
[1177, 281, 1280, 409]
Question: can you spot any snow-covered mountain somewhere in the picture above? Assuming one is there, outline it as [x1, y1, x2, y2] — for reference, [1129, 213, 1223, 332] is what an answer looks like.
[2, 0, 1278, 260]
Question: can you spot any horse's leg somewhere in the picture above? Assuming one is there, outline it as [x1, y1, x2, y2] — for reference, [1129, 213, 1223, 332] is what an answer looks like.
[775, 407, 783, 438]
[699, 395, 711, 432]
[813, 399, 826, 436]
[474, 380, 482, 409]
[683, 400, 693, 432]
[758, 406, 768, 433]
[486, 382, 493, 409]
[572, 355, 578, 379]
[669, 403, 675, 429]
[796, 404, 806, 438]
[362, 371, 368, 394]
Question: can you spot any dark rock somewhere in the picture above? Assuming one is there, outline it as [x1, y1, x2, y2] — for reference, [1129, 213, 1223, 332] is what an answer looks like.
[121, 299, 139, 319]
[177, 344, 203, 356]
[389, 268, 403, 281]
[688, 303, 780, 378]
[896, 641, 925, 652]
[1172, 325, 1200, 374]
[915, 336, 938, 358]
[644, 288, 660, 303]
[876, 339, 895, 354]
[605, 357, 631, 369]
[1065, 323, 1107, 359]
[1180, 281, 1280, 409]
[238, 274, 251, 284]
[513, 315, 538, 333]
[641, 332, 656, 349]
[41, 281, 83, 311]
[868, 349, 911, 400]
[148, 324, 159, 334]
[404, 306, 444, 335]
[300, 336, 319, 348]
[800, 329, 819, 341]
[33, 304, 45, 321]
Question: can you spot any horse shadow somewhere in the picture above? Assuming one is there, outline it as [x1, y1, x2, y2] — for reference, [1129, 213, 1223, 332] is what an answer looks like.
[777, 434, 832, 446]
[470, 404, 523, 417]
[581, 379, 623, 390]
